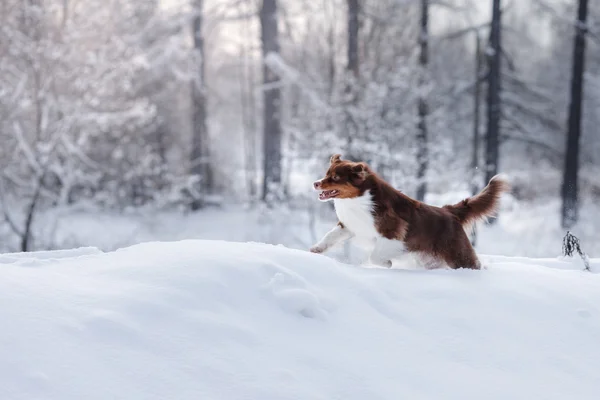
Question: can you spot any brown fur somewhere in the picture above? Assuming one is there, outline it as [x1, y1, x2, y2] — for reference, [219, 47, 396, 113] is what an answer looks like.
[315, 154, 511, 269]
[443, 175, 510, 228]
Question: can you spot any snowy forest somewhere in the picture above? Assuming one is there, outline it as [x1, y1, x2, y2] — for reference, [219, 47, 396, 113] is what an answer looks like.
[0, 0, 598, 255]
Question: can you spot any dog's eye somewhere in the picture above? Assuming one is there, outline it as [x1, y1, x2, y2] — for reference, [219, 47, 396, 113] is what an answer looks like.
[332, 175, 340, 182]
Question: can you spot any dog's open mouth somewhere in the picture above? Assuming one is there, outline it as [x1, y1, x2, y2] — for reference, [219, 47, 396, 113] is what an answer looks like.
[319, 189, 339, 200]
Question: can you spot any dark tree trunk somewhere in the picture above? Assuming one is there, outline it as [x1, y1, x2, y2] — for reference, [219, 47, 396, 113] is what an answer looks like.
[343, 0, 360, 160]
[485, 0, 502, 223]
[472, 32, 483, 196]
[416, 0, 429, 202]
[471, 31, 483, 246]
[21, 173, 46, 252]
[562, 0, 589, 229]
[260, 0, 282, 203]
[347, 0, 359, 79]
[190, 0, 213, 209]
[326, 7, 336, 101]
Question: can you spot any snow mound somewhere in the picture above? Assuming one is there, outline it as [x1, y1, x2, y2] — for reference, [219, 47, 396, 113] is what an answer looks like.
[1, 241, 599, 400]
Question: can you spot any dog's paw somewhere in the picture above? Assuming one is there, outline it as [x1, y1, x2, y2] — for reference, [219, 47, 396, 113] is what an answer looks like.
[370, 259, 392, 268]
[309, 245, 325, 254]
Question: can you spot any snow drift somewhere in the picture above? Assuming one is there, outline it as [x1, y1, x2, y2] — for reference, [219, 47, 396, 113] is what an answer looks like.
[1, 240, 599, 400]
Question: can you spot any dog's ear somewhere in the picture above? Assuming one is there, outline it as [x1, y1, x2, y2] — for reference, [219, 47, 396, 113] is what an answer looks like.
[330, 154, 342, 164]
[351, 162, 369, 181]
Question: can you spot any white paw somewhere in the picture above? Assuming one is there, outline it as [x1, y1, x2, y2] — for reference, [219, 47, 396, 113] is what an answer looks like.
[370, 259, 392, 268]
[310, 245, 325, 254]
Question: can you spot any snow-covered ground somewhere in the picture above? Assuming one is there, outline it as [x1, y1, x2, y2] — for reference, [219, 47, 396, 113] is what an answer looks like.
[1, 240, 599, 399]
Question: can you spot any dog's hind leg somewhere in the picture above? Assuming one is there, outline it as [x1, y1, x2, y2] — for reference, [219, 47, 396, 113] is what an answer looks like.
[369, 237, 406, 268]
[444, 231, 481, 270]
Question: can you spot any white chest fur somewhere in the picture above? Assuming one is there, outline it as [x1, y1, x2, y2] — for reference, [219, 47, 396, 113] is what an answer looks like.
[334, 191, 379, 240]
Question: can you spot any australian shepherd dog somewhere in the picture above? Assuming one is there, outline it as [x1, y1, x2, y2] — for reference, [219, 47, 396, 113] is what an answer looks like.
[310, 154, 510, 269]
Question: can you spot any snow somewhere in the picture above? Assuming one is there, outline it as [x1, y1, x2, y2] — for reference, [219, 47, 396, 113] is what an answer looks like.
[2, 240, 600, 400]
[0, 247, 102, 262]
[25, 193, 599, 263]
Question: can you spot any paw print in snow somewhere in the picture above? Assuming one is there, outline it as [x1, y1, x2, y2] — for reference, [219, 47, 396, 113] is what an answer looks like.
[263, 272, 328, 320]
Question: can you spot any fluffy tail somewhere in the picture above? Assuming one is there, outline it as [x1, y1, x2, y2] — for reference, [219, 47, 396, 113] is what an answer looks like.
[444, 174, 510, 227]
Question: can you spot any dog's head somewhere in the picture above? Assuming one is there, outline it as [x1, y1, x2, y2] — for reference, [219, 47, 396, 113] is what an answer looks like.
[313, 154, 370, 201]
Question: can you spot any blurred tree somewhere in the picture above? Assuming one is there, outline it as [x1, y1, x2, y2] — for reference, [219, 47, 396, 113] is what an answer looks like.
[260, 0, 282, 203]
[346, 0, 360, 80]
[190, 0, 214, 209]
[239, 0, 258, 200]
[562, 0, 589, 228]
[344, 0, 360, 160]
[485, 0, 502, 216]
[416, 0, 429, 201]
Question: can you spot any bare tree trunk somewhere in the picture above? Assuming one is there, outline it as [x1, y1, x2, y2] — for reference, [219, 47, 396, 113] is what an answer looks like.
[240, 42, 254, 201]
[21, 0, 44, 144]
[325, 0, 337, 102]
[346, 0, 359, 80]
[21, 0, 41, 39]
[344, 0, 360, 159]
[190, 0, 213, 209]
[472, 32, 483, 196]
[61, 0, 69, 28]
[260, 0, 282, 203]
[240, 0, 258, 201]
[0, 170, 47, 252]
[21, 173, 45, 252]
[239, 0, 251, 200]
[247, 57, 258, 199]
[471, 31, 483, 246]
[416, 0, 429, 202]
[485, 0, 502, 223]
[562, 0, 589, 229]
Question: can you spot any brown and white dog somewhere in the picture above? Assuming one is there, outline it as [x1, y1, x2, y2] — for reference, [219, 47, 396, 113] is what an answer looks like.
[310, 154, 510, 269]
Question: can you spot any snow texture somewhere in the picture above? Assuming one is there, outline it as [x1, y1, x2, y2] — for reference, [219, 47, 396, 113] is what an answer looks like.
[1, 240, 600, 400]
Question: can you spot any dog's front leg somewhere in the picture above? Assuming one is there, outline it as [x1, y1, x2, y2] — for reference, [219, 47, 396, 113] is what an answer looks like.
[369, 237, 406, 268]
[310, 222, 353, 254]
